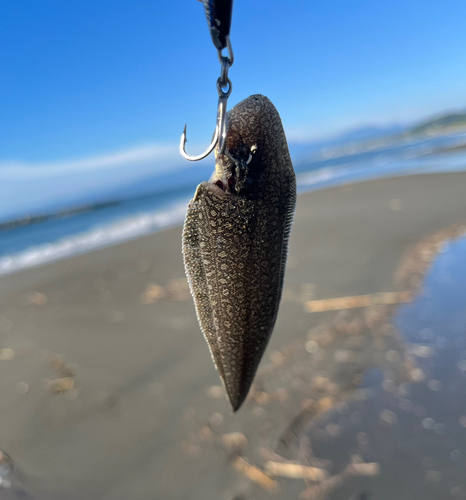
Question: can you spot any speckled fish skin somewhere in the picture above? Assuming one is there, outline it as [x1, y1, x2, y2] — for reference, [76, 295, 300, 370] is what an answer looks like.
[182, 95, 296, 411]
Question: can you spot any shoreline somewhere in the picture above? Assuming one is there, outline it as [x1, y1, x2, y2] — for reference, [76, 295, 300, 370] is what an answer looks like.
[2, 143, 466, 278]
[1, 162, 466, 283]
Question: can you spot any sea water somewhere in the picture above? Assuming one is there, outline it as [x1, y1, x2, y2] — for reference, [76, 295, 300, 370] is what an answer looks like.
[1, 131, 465, 276]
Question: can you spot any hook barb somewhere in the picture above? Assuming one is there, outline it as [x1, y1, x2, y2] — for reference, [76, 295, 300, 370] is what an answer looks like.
[180, 124, 219, 161]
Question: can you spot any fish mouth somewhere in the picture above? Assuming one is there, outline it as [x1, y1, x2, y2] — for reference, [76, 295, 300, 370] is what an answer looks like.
[209, 145, 257, 195]
[205, 179, 228, 197]
[208, 151, 237, 194]
[209, 175, 238, 195]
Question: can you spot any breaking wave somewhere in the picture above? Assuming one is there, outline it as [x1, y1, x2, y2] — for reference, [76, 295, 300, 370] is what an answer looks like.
[0, 200, 189, 276]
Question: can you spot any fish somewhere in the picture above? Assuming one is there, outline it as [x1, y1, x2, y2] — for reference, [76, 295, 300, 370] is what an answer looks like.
[182, 94, 296, 411]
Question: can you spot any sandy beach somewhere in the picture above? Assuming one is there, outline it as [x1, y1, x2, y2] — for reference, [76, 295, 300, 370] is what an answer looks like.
[1, 172, 466, 500]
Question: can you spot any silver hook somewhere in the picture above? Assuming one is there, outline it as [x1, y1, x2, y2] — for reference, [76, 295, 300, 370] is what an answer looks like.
[180, 124, 219, 162]
[180, 78, 232, 161]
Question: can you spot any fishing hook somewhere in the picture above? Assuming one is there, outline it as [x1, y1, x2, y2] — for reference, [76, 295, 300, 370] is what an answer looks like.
[180, 77, 233, 161]
[180, 34, 234, 161]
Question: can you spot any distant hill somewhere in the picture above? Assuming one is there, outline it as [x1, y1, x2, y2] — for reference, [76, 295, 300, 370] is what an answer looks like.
[287, 123, 406, 162]
[408, 111, 466, 136]
[328, 124, 406, 143]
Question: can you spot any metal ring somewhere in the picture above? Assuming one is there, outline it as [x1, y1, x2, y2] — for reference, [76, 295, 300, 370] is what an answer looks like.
[217, 35, 234, 67]
[217, 77, 232, 97]
[219, 57, 230, 88]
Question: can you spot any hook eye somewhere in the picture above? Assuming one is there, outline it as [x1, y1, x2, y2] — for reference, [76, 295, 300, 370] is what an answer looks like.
[216, 77, 232, 98]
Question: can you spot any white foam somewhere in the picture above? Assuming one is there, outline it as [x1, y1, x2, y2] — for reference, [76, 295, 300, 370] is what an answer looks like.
[2, 142, 466, 278]
[297, 150, 466, 192]
[0, 200, 189, 276]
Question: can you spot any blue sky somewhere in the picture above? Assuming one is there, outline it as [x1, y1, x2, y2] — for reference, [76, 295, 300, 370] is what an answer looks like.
[1, 0, 465, 200]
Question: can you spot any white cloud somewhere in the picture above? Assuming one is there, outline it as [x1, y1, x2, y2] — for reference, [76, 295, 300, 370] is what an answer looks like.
[0, 143, 180, 180]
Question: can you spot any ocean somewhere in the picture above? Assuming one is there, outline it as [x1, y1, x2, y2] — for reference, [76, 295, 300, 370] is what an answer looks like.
[1, 130, 466, 277]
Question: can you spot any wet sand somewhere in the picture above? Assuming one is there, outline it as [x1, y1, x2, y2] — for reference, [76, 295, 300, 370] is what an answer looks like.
[1, 172, 466, 499]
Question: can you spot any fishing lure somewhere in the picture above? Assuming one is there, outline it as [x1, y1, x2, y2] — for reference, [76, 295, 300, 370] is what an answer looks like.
[182, 94, 296, 410]
[202, 0, 233, 53]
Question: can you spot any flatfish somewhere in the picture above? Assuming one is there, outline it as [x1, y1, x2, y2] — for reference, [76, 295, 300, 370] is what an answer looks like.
[182, 94, 296, 411]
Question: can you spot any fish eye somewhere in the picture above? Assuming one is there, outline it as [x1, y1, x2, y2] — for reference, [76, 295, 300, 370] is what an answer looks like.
[246, 145, 258, 164]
